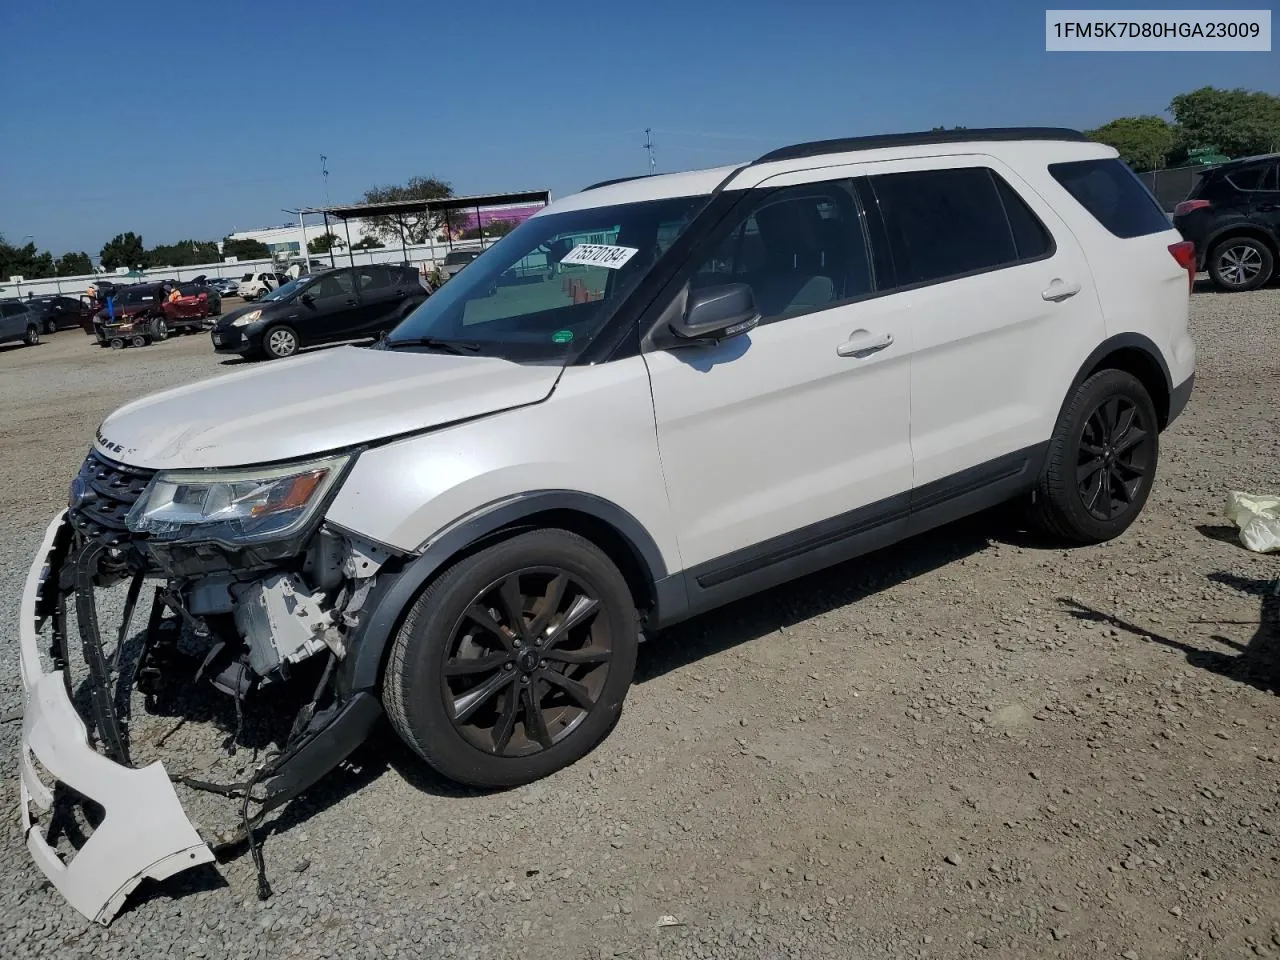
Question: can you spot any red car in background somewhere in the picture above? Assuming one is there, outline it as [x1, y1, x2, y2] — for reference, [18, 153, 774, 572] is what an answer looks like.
[90, 281, 211, 347]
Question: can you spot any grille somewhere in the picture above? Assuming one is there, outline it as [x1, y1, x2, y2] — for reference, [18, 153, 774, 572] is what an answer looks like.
[68, 450, 156, 546]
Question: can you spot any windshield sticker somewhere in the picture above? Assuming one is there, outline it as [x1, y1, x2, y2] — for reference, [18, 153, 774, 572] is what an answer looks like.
[551, 329, 575, 344]
[559, 243, 639, 270]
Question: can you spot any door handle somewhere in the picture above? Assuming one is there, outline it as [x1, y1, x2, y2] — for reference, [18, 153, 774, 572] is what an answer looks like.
[1041, 279, 1081, 302]
[836, 331, 894, 358]
[345, 298, 358, 305]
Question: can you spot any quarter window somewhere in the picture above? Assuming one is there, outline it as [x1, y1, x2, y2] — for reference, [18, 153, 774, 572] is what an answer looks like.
[1048, 157, 1172, 239]
[689, 180, 874, 322]
[1225, 165, 1272, 191]
[869, 167, 1051, 287]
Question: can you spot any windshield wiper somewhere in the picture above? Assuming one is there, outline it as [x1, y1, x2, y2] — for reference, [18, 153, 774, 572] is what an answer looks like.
[384, 336, 483, 355]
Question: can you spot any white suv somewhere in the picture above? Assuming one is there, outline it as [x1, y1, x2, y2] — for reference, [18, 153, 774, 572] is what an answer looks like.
[18, 128, 1196, 922]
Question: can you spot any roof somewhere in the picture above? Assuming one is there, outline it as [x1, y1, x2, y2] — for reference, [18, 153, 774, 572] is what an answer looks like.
[550, 127, 1104, 212]
[754, 126, 1091, 163]
[297, 190, 551, 220]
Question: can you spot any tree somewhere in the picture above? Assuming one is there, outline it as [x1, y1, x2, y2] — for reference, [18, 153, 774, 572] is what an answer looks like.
[350, 237, 385, 250]
[1086, 116, 1176, 171]
[307, 232, 345, 254]
[55, 252, 93, 276]
[147, 239, 219, 267]
[0, 236, 55, 279]
[1170, 86, 1280, 158]
[360, 175, 454, 244]
[222, 237, 271, 261]
[930, 125, 968, 131]
[100, 232, 147, 271]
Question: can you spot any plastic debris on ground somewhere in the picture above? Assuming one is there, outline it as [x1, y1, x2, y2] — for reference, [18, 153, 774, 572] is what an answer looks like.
[1225, 491, 1280, 554]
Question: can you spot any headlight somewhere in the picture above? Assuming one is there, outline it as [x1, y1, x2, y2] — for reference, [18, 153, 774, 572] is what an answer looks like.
[232, 310, 262, 326]
[125, 454, 351, 544]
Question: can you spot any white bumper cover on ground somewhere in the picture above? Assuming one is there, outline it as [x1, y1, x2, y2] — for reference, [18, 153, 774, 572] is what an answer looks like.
[17, 511, 216, 925]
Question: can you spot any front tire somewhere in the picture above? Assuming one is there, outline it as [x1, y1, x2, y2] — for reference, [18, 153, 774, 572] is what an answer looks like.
[384, 529, 639, 789]
[23, 325, 40, 346]
[152, 318, 168, 341]
[263, 325, 298, 359]
[1030, 369, 1159, 544]
[1207, 236, 1274, 292]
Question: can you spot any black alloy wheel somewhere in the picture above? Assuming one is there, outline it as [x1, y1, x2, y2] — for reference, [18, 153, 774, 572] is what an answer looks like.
[1028, 368, 1160, 544]
[443, 568, 614, 758]
[384, 528, 638, 788]
[1075, 395, 1156, 522]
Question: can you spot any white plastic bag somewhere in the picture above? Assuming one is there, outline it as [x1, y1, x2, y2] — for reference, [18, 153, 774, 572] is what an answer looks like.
[1225, 491, 1280, 553]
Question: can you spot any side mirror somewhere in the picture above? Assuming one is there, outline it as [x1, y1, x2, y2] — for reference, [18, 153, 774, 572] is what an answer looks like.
[300, 292, 314, 305]
[668, 283, 760, 344]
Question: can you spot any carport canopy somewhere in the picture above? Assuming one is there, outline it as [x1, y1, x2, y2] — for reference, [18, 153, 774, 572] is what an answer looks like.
[295, 190, 552, 266]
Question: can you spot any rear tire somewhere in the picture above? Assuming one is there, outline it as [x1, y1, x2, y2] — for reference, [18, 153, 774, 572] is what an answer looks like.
[1207, 236, 1274, 292]
[152, 318, 168, 341]
[1029, 369, 1159, 544]
[384, 528, 639, 789]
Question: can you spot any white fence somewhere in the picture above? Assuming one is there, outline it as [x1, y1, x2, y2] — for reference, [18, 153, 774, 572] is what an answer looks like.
[0, 239, 488, 299]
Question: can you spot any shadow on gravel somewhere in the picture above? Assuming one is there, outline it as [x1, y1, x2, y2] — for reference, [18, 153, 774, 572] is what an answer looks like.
[1196, 524, 1245, 546]
[1059, 577, 1279, 696]
[634, 509, 1021, 685]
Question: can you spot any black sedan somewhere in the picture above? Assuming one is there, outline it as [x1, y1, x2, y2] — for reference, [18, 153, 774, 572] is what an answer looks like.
[210, 263, 429, 360]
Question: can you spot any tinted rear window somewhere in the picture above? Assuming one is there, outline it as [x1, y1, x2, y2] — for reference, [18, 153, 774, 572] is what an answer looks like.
[869, 166, 1052, 287]
[1048, 158, 1172, 239]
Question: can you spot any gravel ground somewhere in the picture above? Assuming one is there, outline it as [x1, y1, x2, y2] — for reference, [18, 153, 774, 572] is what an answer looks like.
[0, 288, 1277, 960]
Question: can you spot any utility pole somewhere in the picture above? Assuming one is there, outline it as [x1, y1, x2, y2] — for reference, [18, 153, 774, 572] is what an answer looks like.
[644, 128, 655, 176]
[320, 154, 331, 207]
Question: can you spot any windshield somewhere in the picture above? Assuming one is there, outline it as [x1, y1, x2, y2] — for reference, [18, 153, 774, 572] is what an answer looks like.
[388, 194, 709, 361]
[260, 275, 315, 302]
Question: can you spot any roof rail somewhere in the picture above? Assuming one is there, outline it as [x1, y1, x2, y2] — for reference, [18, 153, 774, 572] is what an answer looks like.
[581, 174, 650, 192]
[754, 127, 1091, 164]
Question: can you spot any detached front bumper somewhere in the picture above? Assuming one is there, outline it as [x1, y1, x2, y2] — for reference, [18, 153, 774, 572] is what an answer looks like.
[17, 511, 215, 925]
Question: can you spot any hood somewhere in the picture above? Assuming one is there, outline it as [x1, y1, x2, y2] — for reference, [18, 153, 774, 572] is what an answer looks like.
[94, 345, 563, 470]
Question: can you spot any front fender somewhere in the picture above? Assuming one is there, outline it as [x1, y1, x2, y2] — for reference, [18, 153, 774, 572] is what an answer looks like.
[334, 489, 674, 697]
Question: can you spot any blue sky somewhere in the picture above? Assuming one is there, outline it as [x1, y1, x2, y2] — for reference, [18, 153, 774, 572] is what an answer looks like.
[1, 0, 1275, 256]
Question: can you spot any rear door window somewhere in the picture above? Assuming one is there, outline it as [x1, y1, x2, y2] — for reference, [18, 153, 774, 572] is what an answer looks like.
[868, 166, 1051, 287]
[1048, 158, 1173, 239]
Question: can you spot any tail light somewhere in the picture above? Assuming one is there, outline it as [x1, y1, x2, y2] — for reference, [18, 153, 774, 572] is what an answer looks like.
[1168, 240, 1197, 292]
[1173, 199, 1211, 217]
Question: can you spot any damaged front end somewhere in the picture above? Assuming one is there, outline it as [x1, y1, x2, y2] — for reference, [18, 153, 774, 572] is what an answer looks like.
[18, 449, 393, 924]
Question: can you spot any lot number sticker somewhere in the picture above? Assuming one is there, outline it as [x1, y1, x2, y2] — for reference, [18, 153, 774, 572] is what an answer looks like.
[560, 243, 638, 270]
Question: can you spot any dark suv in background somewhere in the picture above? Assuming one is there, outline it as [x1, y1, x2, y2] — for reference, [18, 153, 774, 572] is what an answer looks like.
[211, 263, 430, 360]
[1173, 154, 1280, 292]
[25, 295, 92, 334]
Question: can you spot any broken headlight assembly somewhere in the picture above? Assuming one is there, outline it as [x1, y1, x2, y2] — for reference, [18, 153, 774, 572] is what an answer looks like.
[125, 454, 351, 545]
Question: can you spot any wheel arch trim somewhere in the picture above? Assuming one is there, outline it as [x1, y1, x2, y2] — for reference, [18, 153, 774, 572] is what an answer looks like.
[1203, 222, 1280, 257]
[337, 490, 672, 696]
[1058, 333, 1175, 430]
